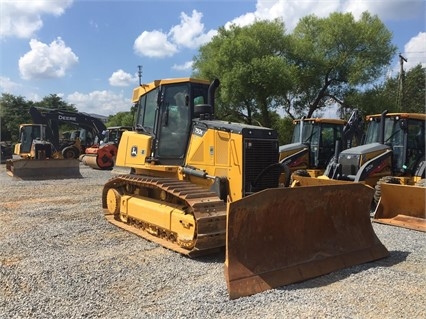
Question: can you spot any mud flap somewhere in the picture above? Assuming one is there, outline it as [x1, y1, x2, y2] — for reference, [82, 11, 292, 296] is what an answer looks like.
[225, 183, 389, 299]
[6, 158, 82, 180]
[373, 183, 426, 232]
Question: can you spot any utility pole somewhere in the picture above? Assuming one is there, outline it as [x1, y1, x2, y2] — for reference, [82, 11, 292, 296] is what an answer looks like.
[138, 65, 143, 86]
[397, 54, 407, 111]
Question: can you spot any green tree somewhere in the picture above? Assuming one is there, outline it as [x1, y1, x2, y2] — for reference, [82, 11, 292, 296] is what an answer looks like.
[0, 93, 80, 142]
[34, 94, 77, 112]
[106, 111, 134, 127]
[286, 11, 396, 118]
[0, 93, 33, 141]
[346, 64, 425, 115]
[193, 19, 293, 128]
[193, 12, 396, 127]
[400, 64, 425, 113]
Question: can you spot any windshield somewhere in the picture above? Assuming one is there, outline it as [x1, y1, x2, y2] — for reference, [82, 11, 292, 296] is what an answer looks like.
[157, 83, 191, 158]
[20, 125, 44, 153]
[291, 122, 319, 144]
[135, 88, 158, 133]
[364, 117, 404, 145]
[364, 120, 381, 144]
[365, 116, 425, 172]
[384, 118, 403, 145]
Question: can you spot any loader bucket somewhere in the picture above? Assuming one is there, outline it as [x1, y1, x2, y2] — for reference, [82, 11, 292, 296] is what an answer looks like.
[225, 183, 389, 299]
[373, 183, 426, 232]
[6, 158, 82, 180]
[291, 174, 355, 186]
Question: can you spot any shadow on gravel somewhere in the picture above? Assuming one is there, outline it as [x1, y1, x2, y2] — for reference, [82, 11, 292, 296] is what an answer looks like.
[275, 250, 410, 291]
[375, 250, 410, 267]
[194, 249, 226, 264]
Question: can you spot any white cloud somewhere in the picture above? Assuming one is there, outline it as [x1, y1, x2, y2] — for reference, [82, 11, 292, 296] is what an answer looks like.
[132, 1, 423, 61]
[344, 0, 422, 21]
[109, 69, 138, 87]
[0, 76, 20, 93]
[133, 10, 216, 58]
[0, 0, 74, 39]
[66, 90, 131, 116]
[134, 30, 178, 58]
[226, 0, 424, 32]
[172, 61, 193, 71]
[19, 37, 79, 80]
[169, 10, 217, 49]
[404, 32, 426, 70]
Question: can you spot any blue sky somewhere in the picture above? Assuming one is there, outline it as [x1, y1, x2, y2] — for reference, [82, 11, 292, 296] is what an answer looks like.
[1, 0, 425, 116]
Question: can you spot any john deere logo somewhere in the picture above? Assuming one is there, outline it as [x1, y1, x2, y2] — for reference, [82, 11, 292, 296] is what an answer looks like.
[131, 146, 138, 157]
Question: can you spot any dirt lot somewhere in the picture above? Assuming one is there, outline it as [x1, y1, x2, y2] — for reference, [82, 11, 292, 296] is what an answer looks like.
[0, 164, 425, 319]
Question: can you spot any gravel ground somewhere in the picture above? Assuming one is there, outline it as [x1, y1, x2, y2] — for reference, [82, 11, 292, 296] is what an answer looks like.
[0, 164, 425, 319]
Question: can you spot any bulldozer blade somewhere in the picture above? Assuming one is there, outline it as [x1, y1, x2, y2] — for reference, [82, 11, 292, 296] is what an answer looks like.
[225, 183, 389, 300]
[6, 158, 82, 180]
[373, 183, 426, 232]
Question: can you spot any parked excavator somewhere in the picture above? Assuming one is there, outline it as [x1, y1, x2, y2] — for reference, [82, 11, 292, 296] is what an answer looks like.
[80, 126, 133, 170]
[279, 110, 364, 180]
[102, 77, 388, 299]
[292, 111, 426, 232]
[28, 106, 106, 158]
[6, 107, 106, 179]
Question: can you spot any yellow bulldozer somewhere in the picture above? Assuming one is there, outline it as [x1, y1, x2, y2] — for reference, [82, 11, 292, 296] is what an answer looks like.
[292, 111, 426, 232]
[6, 123, 81, 179]
[6, 106, 108, 179]
[102, 77, 389, 299]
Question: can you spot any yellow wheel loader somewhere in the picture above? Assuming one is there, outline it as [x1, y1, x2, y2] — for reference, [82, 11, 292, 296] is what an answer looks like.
[102, 77, 388, 299]
[293, 111, 425, 232]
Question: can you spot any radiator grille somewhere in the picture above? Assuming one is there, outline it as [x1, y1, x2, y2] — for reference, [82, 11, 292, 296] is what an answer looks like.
[243, 138, 279, 196]
[339, 153, 360, 176]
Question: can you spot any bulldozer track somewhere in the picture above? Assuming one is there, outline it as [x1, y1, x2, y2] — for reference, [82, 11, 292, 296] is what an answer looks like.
[102, 174, 227, 257]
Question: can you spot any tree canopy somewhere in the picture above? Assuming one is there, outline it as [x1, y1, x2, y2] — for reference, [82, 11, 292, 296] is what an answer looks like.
[345, 63, 426, 115]
[105, 111, 135, 127]
[2, 11, 423, 146]
[0, 93, 78, 142]
[193, 19, 292, 128]
[193, 11, 397, 127]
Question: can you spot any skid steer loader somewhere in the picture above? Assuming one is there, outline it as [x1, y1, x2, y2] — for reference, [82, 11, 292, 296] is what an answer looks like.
[292, 111, 425, 232]
[102, 77, 388, 299]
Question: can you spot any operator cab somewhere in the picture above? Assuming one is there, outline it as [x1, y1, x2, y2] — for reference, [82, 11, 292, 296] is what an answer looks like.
[291, 119, 345, 168]
[133, 79, 212, 165]
[365, 114, 425, 175]
[18, 124, 46, 154]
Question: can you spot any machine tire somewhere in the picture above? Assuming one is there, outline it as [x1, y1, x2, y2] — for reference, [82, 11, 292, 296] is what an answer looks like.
[62, 146, 80, 159]
[373, 176, 401, 205]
